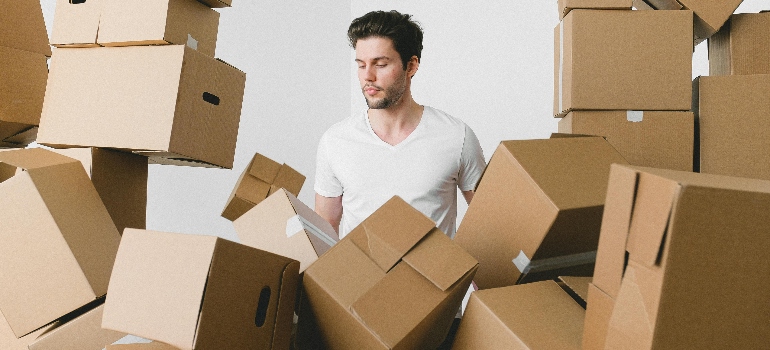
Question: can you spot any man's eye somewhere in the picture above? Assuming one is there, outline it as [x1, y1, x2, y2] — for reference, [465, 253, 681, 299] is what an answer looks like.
[376, 64, 386, 68]
[358, 66, 365, 69]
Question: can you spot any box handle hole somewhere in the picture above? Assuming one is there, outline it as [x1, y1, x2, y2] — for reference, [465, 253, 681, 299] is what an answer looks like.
[255, 286, 271, 327]
[203, 92, 220, 106]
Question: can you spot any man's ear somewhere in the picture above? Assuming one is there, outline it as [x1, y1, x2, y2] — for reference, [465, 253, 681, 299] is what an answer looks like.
[407, 55, 420, 78]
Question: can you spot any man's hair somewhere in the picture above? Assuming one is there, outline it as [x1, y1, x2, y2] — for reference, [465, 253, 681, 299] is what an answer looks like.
[348, 10, 423, 70]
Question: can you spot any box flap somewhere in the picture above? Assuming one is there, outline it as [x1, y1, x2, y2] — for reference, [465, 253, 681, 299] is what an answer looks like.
[348, 196, 436, 272]
[247, 152, 282, 182]
[272, 163, 306, 197]
[401, 229, 478, 291]
[28, 303, 126, 350]
[626, 172, 680, 267]
[0, 148, 79, 170]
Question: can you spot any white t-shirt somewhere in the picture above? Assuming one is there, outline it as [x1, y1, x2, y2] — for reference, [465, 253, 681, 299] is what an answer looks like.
[314, 106, 486, 238]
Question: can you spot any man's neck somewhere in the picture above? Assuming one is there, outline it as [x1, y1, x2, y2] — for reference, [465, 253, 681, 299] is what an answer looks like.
[368, 98, 424, 146]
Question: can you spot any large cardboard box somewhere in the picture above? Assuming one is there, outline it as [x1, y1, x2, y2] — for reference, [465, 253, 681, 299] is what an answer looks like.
[709, 12, 770, 76]
[695, 74, 770, 180]
[234, 188, 338, 272]
[639, 0, 744, 42]
[222, 152, 306, 221]
[28, 303, 126, 350]
[454, 137, 628, 289]
[558, 110, 694, 171]
[558, 0, 631, 19]
[0, 45, 49, 149]
[451, 281, 584, 350]
[37, 45, 246, 169]
[0, 0, 51, 56]
[103, 229, 300, 350]
[596, 164, 770, 349]
[554, 10, 692, 117]
[297, 196, 478, 350]
[0, 148, 121, 337]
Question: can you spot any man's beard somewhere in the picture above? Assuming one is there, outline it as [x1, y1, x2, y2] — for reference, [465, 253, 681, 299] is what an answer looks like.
[363, 73, 407, 109]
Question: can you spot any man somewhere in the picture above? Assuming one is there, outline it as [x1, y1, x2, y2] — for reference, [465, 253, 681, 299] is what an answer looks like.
[314, 10, 486, 239]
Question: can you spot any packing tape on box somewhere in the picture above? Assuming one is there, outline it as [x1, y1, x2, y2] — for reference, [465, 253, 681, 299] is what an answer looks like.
[187, 34, 198, 50]
[512, 250, 597, 275]
[559, 21, 564, 113]
[286, 215, 337, 247]
[627, 110, 644, 122]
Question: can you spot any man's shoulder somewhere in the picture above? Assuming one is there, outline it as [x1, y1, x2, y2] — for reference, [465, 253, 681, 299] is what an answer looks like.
[423, 106, 469, 130]
[322, 111, 366, 139]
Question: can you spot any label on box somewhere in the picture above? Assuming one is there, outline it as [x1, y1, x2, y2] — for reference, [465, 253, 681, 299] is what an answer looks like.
[627, 110, 644, 122]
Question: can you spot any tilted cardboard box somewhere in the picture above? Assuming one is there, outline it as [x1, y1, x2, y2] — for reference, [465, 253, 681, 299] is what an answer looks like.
[297, 196, 478, 350]
[0, 148, 121, 337]
[455, 137, 628, 289]
[557, 0, 631, 19]
[695, 74, 770, 180]
[451, 281, 585, 350]
[103, 229, 300, 350]
[0, 45, 49, 149]
[37, 45, 246, 169]
[234, 188, 338, 272]
[558, 110, 694, 171]
[554, 10, 692, 117]
[28, 303, 126, 350]
[638, 0, 744, 42]
[0, 0, 51, 56]
[709, 12, 770, 76]
[222, 152, 306, 221]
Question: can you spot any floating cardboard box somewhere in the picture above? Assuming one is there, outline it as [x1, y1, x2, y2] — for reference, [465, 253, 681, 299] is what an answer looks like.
[0, 45, 49, 148]
[455, 137, 628, 289]
[452, 281, 585, 350]
[554, 9, 692, 117]
[0, 148, 121, 337]
[103, 229, 300, 350]
[638, 0, 744, 42]
[222, 152, 305, 221]
[28, 303, 126, 350]
[297, 196, 478, 350]
[37, 45, 246, 169]
[709, 12, 770, 76]
[558, 110, 694, 171]
[234, 188, 338, 272]
[558, 0, 632, 19]
[0, 0, 51, 56]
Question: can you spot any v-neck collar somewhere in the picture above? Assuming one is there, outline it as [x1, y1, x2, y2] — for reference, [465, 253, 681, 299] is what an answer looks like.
[364, 107, 426, 150]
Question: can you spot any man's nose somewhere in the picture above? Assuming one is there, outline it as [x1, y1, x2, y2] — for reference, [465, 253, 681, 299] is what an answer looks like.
[363, 66, 375, 81]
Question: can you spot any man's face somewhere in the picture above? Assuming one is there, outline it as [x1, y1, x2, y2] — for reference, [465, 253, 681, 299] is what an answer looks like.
[355, 37, 409, 110]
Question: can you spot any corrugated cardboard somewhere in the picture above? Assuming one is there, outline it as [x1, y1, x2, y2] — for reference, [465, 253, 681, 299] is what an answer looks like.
[107, 343, 180, 350]
[50, 0, 103, 47]
[554, 10, 692, 117]
[581, 283, 615, 350]
[37, 45, 246, 169]
[558, 110, 694, 171]
[28, 303, 126, 350]
[451, 281, 585, 350]
[196, 0, 232, 8]
[454, 137, 628, 289]
[222, 152, 306, 221]
[696, 74, 770, 180]
[0, 45, 49, 148]
[297, 196, 478, 350]
[640, 0, 744, 42]
[557, 0, 632, 19]
[709, 12, 770, 76]
[234, 188, 338, 272]
[598, 164, 770, 349]
[51, 147, 148, 234]
[103, 229, 300, 350]
[0, 0, 51, 56]
[0, 148, 121, 337]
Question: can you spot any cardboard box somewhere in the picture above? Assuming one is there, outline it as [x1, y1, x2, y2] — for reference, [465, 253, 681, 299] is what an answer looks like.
[695, 74, 770, 180]
[558, 110, 694, 171]
[0, 0, 51, 56]
[234, 188, 338, 272]
[451, 281, 585, 350]
[581, 283, 615, 350]
[108, 343, 180, 350]
[554, 10, 693, 117]
[196, 0, 232, 8]
[558, 0, 632, 19]
[28, 303, 126, 350]
[454, 137, 628, 289]
[709, 12, 770, 76]
[37, 45, 246, 169]
[0, 148, 121, 337]
[597, 164, 770, 348]
[639, 0, 744, 42]
[222, 152, 306, 221]
[51, 147, 148, 234]
[102, 229, 300, 350]
[0, 45, 49, 148]
[296, 196, 478, 350]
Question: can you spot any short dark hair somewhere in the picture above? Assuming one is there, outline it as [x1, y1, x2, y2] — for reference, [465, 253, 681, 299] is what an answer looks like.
[348, 10, 423, 70]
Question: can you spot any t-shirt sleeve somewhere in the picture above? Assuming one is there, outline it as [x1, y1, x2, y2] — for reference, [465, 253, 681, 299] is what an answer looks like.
[314, 132, 344, 198]
[458, 124, 486, 191]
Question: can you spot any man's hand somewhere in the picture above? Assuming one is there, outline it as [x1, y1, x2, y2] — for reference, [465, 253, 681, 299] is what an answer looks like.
[315, 193, 343, 233]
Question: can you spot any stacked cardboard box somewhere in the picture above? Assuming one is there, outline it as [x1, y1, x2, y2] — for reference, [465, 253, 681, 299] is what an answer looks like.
[634, 0, 744, 44]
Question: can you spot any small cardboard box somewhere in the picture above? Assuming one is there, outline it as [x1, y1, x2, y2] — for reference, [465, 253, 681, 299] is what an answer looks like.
[452, 281, 585, 350]
[596, 164, 770, 348]
[28, 303, 126, 350]
[103, 229, 300, 350]
[558, 110, 694, 171]
[554, 9, 692, 117]
[695, 74, 770, 180]
[234, 188, 338, 272]
[0, 0, 51, 56]
[0, 148, 121, 337]
[709, 12, 770, 76]
[222, 152, 306, 221]
[454, 137, 628, 289]
[558, 0, 632, 19]
[196, 0, 232, 8]
[0, 45, 49, 148]
[297, 196, 478, 350]
[37, 45, 246, 169]
[639, 0, 744, 42]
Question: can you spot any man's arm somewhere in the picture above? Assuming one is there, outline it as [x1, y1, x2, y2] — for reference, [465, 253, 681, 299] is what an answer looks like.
[315, 193, 343, 233]
[462, 190, 475, 204]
